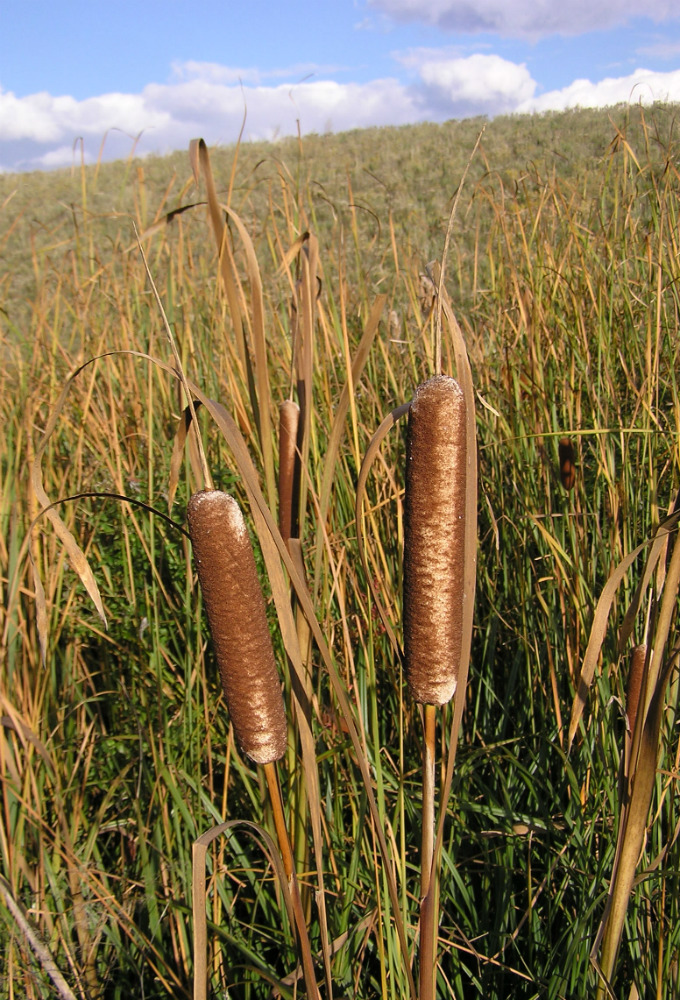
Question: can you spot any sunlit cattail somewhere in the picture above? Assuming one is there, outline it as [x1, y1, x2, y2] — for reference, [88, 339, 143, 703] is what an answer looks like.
[278, 399, 300, 543]
[559, 438, 576, 491]
[403, 375, 467, 706]
[626, 643, 647, 736]
[187, 490, 287, 764]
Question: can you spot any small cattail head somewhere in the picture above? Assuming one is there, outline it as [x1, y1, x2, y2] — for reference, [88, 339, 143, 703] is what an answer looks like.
[559, 438, 576, 491]
[187, 490, 287, 764]
[278, 399, 300, 543]
[403, 375, 467, 706]
[626, 644, 647, 736]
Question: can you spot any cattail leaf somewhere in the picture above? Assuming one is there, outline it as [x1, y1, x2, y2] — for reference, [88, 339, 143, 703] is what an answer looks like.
[168, 402, 204, 510]
[30, 362, 108, 643]
[219, 201, 277, 513]
[569, 513, 680, 751]
[276, 231, 311, 277]
[598, 652, 677, 989]
[292, 235, 320, 539]
[191, 138, 258, 457]
[193, 820, 295, 1000]
[568, 540, 655, 751]
[123, 201, 206, 252]
[618, 528, 669, 653]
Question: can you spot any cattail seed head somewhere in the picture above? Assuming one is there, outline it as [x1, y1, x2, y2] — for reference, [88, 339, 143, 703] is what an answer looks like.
[187, 490, 287, 764]
[278, 400, 300, 543]
[403, 375, 467, 706]
[559, 438, 576, 491]
[626, 643, 647, 736]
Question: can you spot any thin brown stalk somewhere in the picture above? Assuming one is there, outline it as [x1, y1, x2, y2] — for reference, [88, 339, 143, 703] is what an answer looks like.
[264, 762, 320, 1000]
[419, 703, 437, 1000]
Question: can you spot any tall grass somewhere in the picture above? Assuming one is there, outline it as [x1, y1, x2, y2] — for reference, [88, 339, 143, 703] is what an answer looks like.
[1, 103, 680, 998]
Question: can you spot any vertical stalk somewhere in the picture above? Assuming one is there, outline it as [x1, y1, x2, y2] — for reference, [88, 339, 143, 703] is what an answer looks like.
[264, 762, 320, 1000]
[419, 703, 437, 1000]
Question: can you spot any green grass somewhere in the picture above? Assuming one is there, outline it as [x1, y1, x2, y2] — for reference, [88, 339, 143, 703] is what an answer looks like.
[2, 101, 680, 998]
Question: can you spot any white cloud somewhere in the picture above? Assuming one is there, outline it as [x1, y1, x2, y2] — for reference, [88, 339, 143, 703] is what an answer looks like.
[2, 54, 680, 172]
[403, 51, 535, 115]
[519, 66, 680, 112]
[368, 0, 678, 39]
[0, 69, 419, 170]
[0, 86, 170, 144]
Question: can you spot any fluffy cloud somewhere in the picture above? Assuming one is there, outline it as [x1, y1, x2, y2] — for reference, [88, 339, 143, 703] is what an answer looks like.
[368, 0, 678, 39]
[404, 51, 535, 116]
[2, 55, 680, 172]
[519, 66, 680, 112]
[0, 66, 420, 171]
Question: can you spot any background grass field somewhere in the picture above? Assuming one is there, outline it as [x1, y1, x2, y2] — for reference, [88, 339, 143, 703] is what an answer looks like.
[2, 101, 680, 999]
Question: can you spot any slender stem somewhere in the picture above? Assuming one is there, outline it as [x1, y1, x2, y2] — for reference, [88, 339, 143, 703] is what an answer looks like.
[264, 761, 320, 1000]
[420, 703, 437, 1000]
[421, 704, 436, 899]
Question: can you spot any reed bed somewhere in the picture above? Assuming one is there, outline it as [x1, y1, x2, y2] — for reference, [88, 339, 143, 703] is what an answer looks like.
[1, 103, 680, 998]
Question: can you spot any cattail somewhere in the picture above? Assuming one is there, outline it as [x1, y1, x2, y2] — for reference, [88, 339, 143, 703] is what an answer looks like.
[626, 643, 647, 736]
[403, 375, 467, 705]
[187, 490, 287, 764]
[278, 399, 300, 543]
[559, 438, 576, 491]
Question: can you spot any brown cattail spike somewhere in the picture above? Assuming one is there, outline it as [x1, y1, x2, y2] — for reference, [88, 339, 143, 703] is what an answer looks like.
[559, 438, 576, 491]
[187, 490, 287, 764]
[278, 399, 300, 543]
[626, 644, 647, 737]
[403, 375, 467, 706]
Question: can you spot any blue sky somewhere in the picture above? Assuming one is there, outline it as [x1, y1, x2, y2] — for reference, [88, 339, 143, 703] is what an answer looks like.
[2, 0, 680, 172]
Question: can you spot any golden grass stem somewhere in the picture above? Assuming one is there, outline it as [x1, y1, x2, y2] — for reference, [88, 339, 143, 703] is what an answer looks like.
[264, 762, 320, 1000]
[435, 125, 485, 375]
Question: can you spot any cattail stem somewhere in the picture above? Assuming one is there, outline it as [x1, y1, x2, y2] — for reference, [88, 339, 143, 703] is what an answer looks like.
[263, 762, 320, 1000]
[420, 704, 436, 900]
[419, 704, 437, 1000]
[265, 763, 320, 999]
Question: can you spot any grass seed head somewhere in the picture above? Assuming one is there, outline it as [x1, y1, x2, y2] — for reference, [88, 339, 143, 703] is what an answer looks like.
[403, 375, 467, 706]
[187, 490, 287, 764]
[559, 438, 576, 491]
